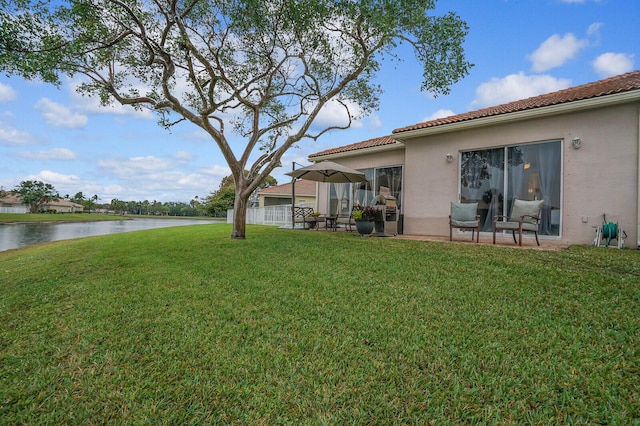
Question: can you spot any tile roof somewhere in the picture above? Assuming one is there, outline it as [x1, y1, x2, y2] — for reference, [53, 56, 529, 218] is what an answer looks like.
[47, 199, 84, 208]
[0, 193, 23, 205]
[308, 135, 399, 159]
[307, 71, 640, 158]
[258, 179, 316, 196]
[0, 195, 83, 208]
[393, 70, 640, 134]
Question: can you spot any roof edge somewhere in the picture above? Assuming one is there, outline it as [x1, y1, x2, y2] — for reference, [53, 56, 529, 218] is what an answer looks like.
[392, 89, 640, 141]
[309, 140, 404, 161]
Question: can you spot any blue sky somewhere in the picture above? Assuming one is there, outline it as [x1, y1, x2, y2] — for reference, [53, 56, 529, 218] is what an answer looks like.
[0, 0, 637, 203]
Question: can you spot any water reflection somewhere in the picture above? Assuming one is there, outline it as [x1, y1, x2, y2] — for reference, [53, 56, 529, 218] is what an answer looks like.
[0, 218, 219, 252]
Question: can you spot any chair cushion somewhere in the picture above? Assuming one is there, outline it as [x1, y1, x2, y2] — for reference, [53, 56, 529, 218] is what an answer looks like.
[520, 222, 539, 232]
[494, 221, 520, 231]
[510, 199, 544, 225]
[451, 220, 479, 228]
[450, 202, 478, 222]
[495, 221, 538, 232]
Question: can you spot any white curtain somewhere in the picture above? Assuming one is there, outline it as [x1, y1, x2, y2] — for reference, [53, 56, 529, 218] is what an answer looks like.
[355, 169, 375, 207]
[536, 142, 561, 234]
[508, 146, 527, 222]
[483, 168, 504, 230]
[334, 183, 348, 215]
[509, 164, 524, 201]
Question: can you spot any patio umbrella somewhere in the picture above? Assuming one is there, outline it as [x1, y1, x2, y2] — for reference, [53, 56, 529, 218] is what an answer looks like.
[286, 161, 368, 229]
[285, 160, 368, 183]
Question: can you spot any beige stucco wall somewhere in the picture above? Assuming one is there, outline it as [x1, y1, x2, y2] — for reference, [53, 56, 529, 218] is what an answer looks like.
[402, 102, 639, 246]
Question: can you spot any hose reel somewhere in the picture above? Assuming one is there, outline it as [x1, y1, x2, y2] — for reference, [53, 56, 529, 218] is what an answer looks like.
[593, 214, 626, 249]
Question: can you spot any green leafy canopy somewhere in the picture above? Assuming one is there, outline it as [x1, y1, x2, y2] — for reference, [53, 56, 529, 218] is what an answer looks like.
[0, 0, 471, 237]
[11, 179, 59, 213]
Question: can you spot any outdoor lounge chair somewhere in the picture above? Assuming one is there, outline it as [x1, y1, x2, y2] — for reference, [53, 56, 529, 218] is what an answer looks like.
[336, 208, 356, 232]
[449, 202, 480, 243]
[492, 199, 544, 246]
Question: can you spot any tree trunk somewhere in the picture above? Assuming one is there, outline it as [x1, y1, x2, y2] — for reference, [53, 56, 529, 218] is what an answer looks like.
[231, 191, 248, 239]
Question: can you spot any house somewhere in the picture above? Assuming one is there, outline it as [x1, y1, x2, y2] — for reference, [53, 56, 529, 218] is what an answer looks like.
[44, 199, 84, 213]
[257, 180, 317, 208]
[309, 70, 640, 247]
[0, 194, 84, 213]
[0, 194, 28, 214]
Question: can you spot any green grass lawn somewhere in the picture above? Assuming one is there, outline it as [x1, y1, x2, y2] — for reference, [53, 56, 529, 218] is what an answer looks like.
[1, 225, 638, 424]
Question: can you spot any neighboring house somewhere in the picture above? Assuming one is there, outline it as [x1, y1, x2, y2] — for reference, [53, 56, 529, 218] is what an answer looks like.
[309, 70, 640, 247]
[257, 180, 317, 208]
[44, 199, 84, 213]
[0, 194, 28, 214]
[0, 194, 84, 213]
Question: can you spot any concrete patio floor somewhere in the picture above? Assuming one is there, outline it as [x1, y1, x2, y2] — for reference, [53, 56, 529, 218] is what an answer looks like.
[393, 233, 571, 251]
[309, 225, 572, 250]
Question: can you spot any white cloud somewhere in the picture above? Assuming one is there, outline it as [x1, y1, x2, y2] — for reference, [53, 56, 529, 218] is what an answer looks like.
[313, 98, 364, 130]
[95, 155, 221, 200]
[34, 170, 82, 185]
[592, 52, 635, 78]
[74, 93, 155, 120]
[34, 98, 88, 128]
[0, 83, 17, 102]
[587, 22, 603, 37]
[22, 170, 105, 200]
[174, 151, 194, 162]
[98, 155, 174, 178]
[471, 73, 572, 109]
[200, 164, 231, 177]
[368, 114, 382, 131]
[68, 79, 155, 120]
[529, 33, 588, 72]
[0, 122, 36, 146]
[424, 109, 456, 122]
[16, 148, 77, 160]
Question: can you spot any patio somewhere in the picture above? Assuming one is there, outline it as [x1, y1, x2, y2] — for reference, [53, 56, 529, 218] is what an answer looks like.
[312, 224, 571, 250]
[394, 233, 570, 250]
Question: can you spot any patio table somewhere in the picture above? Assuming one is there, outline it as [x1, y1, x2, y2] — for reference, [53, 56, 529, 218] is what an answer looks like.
[325, 216, 338, 231]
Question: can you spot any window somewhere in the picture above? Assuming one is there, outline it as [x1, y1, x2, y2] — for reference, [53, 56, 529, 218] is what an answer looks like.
[460, 141, 561, 235]
[329, 166, 403, 216]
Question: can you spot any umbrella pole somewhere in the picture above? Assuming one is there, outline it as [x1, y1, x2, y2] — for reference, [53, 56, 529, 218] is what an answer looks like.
[291, 162, 297, 230]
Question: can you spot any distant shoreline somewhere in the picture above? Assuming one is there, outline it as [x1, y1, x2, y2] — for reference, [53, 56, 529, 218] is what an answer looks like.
[0, 213, 222, 224]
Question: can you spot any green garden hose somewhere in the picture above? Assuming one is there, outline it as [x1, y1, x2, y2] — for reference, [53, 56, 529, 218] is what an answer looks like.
[601, 221, 618, 247]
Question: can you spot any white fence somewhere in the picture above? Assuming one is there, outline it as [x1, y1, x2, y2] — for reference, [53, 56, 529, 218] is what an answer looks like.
[227, 204, 294, 227]
[0, 206, 28, 214]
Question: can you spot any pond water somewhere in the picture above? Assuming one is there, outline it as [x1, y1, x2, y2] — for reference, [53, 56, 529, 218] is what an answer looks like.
[0, 218, 220, 252]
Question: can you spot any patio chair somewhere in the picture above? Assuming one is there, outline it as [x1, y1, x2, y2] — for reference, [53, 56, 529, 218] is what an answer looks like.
[449, 202, 480, 243]
[336, 207, 356, 232]
[492, 199, 544, 246]
[293, 206, 325, 230]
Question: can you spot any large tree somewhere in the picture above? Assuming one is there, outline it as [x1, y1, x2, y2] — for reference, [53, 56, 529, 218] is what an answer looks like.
[12, 180, 59, 213]
[0, 0, 471, 238]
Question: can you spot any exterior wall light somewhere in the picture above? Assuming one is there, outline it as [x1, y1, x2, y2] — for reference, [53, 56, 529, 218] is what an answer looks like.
[446, 153, 454, 162]
[571, 137, 582, 149]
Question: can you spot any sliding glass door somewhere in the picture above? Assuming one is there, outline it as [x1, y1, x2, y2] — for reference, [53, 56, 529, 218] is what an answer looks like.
[507, 142, 561, 235]
[460, 148, 505, 231]
[460, 141, 561, 235]
[329, 166, 403, 216]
